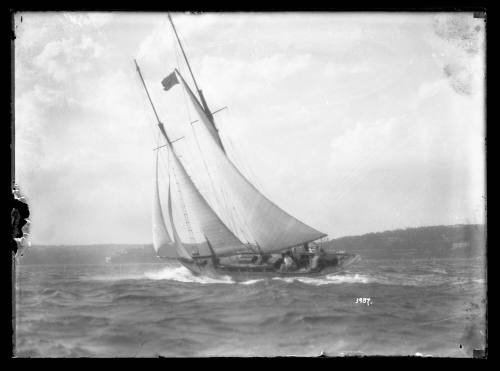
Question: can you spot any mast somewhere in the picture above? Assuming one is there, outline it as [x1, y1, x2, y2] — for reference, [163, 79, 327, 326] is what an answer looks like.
[167, 13, 202, 101]
[175, 68, 226, 152]
[134, 59, 171, 144]
[135, 59, 194, 259]
[167, 12, 226, 154]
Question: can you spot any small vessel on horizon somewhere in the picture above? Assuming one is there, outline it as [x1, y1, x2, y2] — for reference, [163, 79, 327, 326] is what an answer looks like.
[136, 13, 359, 280]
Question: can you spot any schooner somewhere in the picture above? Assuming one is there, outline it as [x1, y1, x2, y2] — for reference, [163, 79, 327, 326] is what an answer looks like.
[136, 14, 359, 279]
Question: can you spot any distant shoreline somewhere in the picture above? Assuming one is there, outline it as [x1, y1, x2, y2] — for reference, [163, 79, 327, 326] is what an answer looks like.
[28, 223, 485, 249]
[18, 224, 485, 265]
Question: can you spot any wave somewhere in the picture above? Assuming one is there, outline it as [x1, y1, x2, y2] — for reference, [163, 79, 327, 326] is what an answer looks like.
[83, 264, 485, 288]
[144, 267, 377, 286]
[240, 279, 266, 285]
[88, 273, 151, 281]
[144, 266, 235, 284]
[272, 272, 485, 287]
[272, 273, 374, 286]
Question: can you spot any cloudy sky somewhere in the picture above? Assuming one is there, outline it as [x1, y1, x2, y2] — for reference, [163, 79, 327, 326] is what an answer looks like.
[14, 12, 485, 245]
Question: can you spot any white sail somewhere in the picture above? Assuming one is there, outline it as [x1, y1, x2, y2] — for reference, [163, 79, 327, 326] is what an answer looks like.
[175, 69, 327, 253]
[166, 137, 249, 257]
[152, 150, 174, 256]
[167, 180, 194, 261]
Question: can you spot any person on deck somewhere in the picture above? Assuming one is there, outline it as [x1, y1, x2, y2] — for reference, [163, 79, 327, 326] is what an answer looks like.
[291, 245, 306, 268]
[280, 252, 297, 272]
[309, 253, 320, 271]
[255, 254, 263, 265]
[308, 245, 324, 271]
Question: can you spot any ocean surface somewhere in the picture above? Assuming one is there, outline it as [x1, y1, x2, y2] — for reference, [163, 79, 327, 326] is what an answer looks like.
[14, 258, 487, 357]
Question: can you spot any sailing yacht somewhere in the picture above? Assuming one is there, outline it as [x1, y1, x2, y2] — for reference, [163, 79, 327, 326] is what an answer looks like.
[137, 14, 359, 279]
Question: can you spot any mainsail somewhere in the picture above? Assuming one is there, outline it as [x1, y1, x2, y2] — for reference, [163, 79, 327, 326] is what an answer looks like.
[152, 150, 174, 256]
[174, 69, 327, 253]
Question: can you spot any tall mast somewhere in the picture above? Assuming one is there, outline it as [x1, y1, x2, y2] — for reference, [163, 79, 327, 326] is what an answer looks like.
[135, 59, 198, 254]
[167, 12, 226, 154]
[134, 59, 171, 144]
[168, 13, 202, 101]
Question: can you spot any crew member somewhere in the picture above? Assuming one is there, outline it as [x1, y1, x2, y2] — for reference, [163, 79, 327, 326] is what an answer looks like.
[255, 254, 263, 265]
[309, 252, 320, 271]
[309, 245, 324, 271]
[280, 252, 297, 272]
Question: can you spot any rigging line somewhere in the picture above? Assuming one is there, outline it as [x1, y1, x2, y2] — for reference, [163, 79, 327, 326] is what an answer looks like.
[168, 13, 202, 100]
[170, 19, 183, 74]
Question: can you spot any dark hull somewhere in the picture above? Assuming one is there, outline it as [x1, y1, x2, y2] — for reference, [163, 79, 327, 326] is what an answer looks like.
[178, 252, 360, 281]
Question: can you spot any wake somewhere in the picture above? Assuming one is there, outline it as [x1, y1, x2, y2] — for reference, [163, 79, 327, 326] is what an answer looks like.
[90, 264, 483, 288]
[143, 266, 372, 286]
[144, 266, 234, 284]
[272, 273, 374, 286]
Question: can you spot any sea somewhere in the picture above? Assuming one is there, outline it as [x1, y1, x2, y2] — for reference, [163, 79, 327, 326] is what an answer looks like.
[14, 257, 487, 358]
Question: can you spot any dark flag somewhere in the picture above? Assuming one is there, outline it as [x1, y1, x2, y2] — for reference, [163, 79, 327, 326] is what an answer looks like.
[161, 72, 179, 91]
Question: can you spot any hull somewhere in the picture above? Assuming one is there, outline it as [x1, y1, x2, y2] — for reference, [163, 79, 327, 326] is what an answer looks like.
[178, 252, 360, 281]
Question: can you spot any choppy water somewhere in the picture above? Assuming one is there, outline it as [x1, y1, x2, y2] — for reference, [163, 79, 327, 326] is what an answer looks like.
[14, 258, 487, 357]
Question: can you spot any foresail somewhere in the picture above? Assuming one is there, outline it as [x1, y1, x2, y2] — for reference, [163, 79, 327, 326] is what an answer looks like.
[166, 138, 248, 256]
[167, 182, 193, 261]
[152, 151, 174, 256]
[176, 69, 327, 253]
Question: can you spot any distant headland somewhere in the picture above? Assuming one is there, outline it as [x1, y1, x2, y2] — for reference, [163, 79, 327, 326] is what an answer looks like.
[17, 224, 485, 265]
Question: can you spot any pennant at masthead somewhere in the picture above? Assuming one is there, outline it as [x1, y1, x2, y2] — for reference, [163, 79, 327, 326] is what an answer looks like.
[161, 72, 179, 91]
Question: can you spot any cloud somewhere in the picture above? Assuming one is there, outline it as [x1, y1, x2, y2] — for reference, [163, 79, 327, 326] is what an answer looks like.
[417, 78, 448, 100]
[63, 12, 113, 28]
[33, 36, 103, 81]
[15, 13, 159, 244]
[322, 87, 485, 236]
